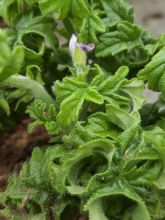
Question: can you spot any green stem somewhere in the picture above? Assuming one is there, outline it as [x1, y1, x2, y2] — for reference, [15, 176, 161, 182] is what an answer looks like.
[1, 75, 55, 106]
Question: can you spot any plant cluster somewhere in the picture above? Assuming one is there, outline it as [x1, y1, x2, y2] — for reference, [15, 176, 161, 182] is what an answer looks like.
[0, 0, 165, 219]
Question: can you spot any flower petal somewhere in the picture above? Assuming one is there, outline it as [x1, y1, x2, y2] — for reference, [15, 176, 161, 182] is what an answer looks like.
[79, 43, 95, 52]
[69, 34, 77, 52]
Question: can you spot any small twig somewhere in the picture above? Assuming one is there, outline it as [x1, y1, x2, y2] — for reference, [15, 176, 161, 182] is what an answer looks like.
[20, 189, 31, 208]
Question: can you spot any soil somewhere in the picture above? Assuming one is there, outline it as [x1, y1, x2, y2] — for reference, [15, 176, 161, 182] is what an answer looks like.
[0, 118, 50, 192]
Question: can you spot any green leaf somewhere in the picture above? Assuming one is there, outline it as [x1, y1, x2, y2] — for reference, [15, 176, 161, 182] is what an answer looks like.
[102, 0, 134, 27]
[115, 124, 140, 153]
[138, 47, 165, 96]
[85, 182, 150, 220]
[88, 200, 108, 220]
[98, 66, 129, 102]
[55, 77, 103, 127]
[120, 78, 145, 111]
[0, 0, 26, 25]
[54, 197, 80, 220]
[144, 127, 165, 189]
[57, 89, 85, 126]
[39, 0, 89, 19]
[2, 74, 55, 107]
[26, 65, 44, 85]
[0, 208, 46, 220]
[0, 30, 24, 82]
[15, 13, 58, 51]
[114, 46, 151, 68]
[27, 99, 57, 132]
[86, 112, 120, 139]
[96, 21, 142, 57]
[78, 11, 105, 43]
[63, 112, 120, 146]
[97, 66, 142, 108]
[156, 33, 165, 49]
[55, 139, 115, 194]
[70, 0, 90, 18]
[85, 87, 103, 104]
[0, 96, 10, 115]
[106, 103, 140, 130]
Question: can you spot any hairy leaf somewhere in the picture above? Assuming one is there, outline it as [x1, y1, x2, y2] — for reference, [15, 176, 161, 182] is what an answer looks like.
[85, 182, 150, 220]
[106, 103, 140, 130]
[39, 0, 89, 19]
[0, 0, 26, 24]
[78, 11, 105, 43]
[0, 30, 24, 82]
[144, 127, 165, 189]
[138, 46, 165, 97]
[102, 0, 134, 27]
[55, 77, 103, 127]
[96, 21, 142, 57]
[55, 139, 115, 194]
[14, 13, 58, 54]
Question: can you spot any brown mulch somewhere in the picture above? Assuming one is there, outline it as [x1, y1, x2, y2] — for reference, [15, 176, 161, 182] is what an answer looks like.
[0, 118, 50, 192]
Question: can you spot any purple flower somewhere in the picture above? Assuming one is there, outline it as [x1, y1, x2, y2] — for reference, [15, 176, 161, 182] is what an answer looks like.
[69, 34, 95, 53]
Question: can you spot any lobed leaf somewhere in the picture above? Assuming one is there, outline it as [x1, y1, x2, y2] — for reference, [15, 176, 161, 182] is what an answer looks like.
[39, 0, 89, 19]
[85, 182, 150, 220]
[0, 30, 24, 82]
[102, 0, 134, 27]
[78, 11, 105, 43]
[96, 21, 142, 57]
[138, 46, 165, 97]
[106, 103, 140, 130]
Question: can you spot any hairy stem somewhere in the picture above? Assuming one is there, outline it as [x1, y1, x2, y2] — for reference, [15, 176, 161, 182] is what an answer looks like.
[1, 75, 55, 106]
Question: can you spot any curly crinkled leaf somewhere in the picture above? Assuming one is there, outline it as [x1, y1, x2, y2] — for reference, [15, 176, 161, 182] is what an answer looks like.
[156, 33, 165, 49]
[106, 103, 140, 130]
[95, 66, 144, 111]
[102, 0, 134, 27]
[114, 46, 152, 68]
[86, 112, 120, 139]
[115, 124, 140, 153]
[0, 0, 26, 25]
[55, 77, 103, 127]
[120, 78, 145, 111]
[15, 13, 58, 52]
[57, 89, 85, 126]
[96, 21, 142, 57]
[21, 145, 65, 189]
[39, 0, 89, 19]
[0, 45, 24, 82]
[138, 47, 165, 97]
[85, 182, 150, 220]
[78, 11, 105, 43]
[54, 197, 80, 220]
[62, 122, 91, 146]
[0, 208, 46, 220]
[0, 96, 10, 115]
[88, 199, 108, 220]
[63, 112, 120, 146]
[98, 66, 129, 95]
[55, 77, 87, 102]
[55, 139, 115, 194]
[12, 77, 49, 107]
[26, 65, 44, 85]
[97, 66, 132, 106]
[143, 127, 165, 189]
[0, 30, 24, 82]
[27, 99, 57, 132]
